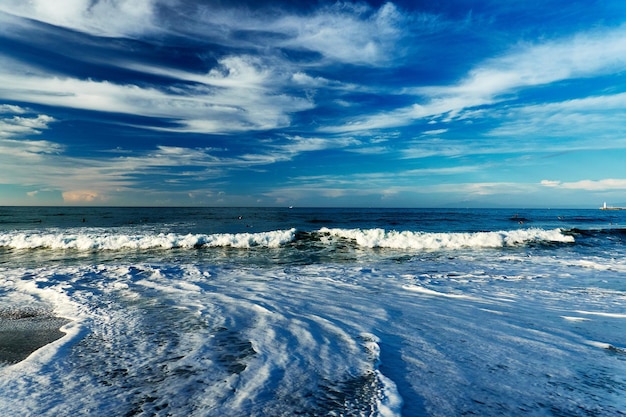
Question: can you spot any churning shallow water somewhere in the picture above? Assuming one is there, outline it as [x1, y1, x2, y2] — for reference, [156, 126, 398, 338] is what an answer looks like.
[1, 207, 626, 416]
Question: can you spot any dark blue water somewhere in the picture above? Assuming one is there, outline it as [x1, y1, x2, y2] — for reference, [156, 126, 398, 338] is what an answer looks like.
[1, 206, 623, 233]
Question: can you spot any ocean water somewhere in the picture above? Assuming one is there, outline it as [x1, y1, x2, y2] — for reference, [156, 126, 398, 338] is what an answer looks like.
[1, 207, 626, 416]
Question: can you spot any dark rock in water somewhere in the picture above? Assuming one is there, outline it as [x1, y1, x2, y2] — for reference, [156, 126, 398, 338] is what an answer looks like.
[0, 308, 70, 364]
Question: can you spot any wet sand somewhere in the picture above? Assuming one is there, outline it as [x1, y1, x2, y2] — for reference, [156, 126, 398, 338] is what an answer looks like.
[0, 308, 70, 364]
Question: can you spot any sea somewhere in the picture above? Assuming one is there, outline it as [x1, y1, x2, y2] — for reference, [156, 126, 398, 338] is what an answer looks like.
[1, 206, 626, 416]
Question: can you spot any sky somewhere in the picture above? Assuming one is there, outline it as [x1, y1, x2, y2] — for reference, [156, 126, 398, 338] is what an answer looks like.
[1, 0, 626, 207]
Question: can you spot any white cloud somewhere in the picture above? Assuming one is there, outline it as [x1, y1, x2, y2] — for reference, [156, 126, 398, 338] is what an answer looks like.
[416, 25, 626, 104]
[405, 165, 485, 176]
[486, 91, 626, 141]
[62, 190, 108, 203]
[0, 129, 365, 203]
[264, 175, 538, 206]
[540, 180, 561, 187]
[292, 72, 330, 88]
[319, 106, 414, 133]
[415, 181, 538, 197]
[186, 2, 417, 67]
[277, 135, 360, 155]
[283, 167, 515, 194]
[0, 110, 59, 162]
[0, 0, 414, 66]
[277, 2, 406, 66]
[0, 2, 423, 136]
[423, 128, 448, 135]
[347, 146, 390, 155]
[325, 25, 626, 133]
[541, 179, 626, 191]
[193, 1, 439, 67]
[0, 0, 159, 37]
[0, 114, 56, 138]
[0, 104, 27, 114]
[0, 138, 62, 160]
[0, 55, 313, 134]
[0, 140, 197, 195]
[399, 138, 478, 159]
[0, 0, 420, 67]
[291, 72, 361, 92]
[333, 99, 353, 107]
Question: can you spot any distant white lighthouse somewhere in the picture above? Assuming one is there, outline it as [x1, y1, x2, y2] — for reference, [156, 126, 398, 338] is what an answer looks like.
[600, 202, 625, 210]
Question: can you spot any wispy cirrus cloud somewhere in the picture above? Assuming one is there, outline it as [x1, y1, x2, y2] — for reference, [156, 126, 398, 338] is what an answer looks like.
[0, 124, 362, 203]
[0, 0, 161, 37]
[0, 94, 358, 195]
[486, 92, 626, 144]
[0, 114, 55, 139]
[275, 135, 360, 155]
[274, 2, 409, 66]
[0, 1, 416, 135]
[324, 25, 626, 133]
[184, 1, 425, 67]
[0, 55, 313, 134]
[541, 179, 626, 191]
[264, 173, 539, 206]
[0, 1, 425, 135]
[0, 0, 423, 68]
[0, 106, 60, 163]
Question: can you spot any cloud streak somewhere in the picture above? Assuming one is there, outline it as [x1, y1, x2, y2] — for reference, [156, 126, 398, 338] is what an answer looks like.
[541, 179, 626, 191]
[0, 122, 363, 204]
[0, 56, 313, 134]
[324, 25, 626, 133]
[0, 114, 55, 139]
[0, 0, 160, 37]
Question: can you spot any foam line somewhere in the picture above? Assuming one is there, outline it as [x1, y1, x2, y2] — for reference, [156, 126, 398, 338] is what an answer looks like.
[319, 227, 574, 250]
[402, 285, 477, 300]
[575, 310, 626, 318]
[0, 228, 297, 250]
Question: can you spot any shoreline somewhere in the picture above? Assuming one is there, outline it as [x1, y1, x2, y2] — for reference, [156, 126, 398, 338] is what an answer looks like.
[0, 309, 70, 365]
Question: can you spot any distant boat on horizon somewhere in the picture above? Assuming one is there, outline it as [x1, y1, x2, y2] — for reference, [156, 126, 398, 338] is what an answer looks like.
[600, 202, 626, 210]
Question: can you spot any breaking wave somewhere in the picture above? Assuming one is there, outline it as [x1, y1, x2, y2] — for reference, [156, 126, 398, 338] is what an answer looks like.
[0, 226, 576, 252]
[318, 227, 574, 250]
[0, 229, 297, 250]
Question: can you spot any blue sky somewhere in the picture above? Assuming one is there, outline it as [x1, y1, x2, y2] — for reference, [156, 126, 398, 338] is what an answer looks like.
[1, 1, 626, 207]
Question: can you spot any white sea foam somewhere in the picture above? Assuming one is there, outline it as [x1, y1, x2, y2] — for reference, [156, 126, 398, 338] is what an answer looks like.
[318, 227, 574, 250]
[2, 249, 626, 416]
[0, 262, 405, 416]
[358, 333, 403, 417]
[562, 258, 626, 272]
[402, 284, 477, 300]
[575, 310, 626, 318]
[561, 316, 591, 322]
[0, 228, 297, 250]
[584, 340, 626, 353]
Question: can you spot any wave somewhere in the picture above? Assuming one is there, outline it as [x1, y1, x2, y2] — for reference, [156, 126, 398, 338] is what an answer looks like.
[317, 227, 575, 250]
[0, 229, 297, 250]
[0, 227, 576, 252]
